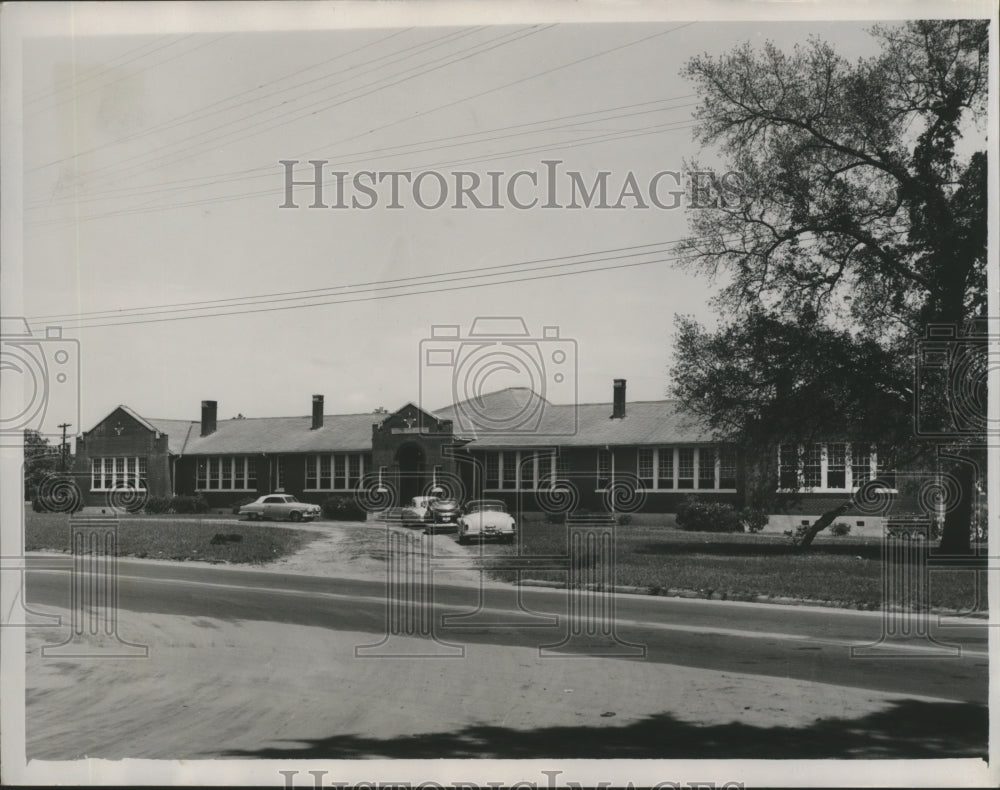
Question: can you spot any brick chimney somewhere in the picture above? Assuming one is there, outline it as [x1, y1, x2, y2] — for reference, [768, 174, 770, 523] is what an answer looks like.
[611, 379, 626, 419]
[201, 400, 217, 436]
[311, 394, 324, 430]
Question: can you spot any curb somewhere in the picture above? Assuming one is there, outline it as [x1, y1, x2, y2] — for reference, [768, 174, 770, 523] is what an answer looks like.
[516, 578, 990, 618]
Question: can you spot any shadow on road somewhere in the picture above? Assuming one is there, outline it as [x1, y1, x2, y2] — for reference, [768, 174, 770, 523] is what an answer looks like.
[220, 699, 985, 760]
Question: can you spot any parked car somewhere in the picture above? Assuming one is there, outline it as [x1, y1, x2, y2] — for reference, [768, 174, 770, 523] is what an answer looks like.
[427, 498, 462, 532]
[239, 494, 321, 522]
[457, 499, 516, 544]
[400, 495, 439, 528]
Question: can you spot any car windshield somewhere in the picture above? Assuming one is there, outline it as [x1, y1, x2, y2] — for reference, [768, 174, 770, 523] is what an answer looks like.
[466, 501, 506, 513]
[283, 495, 299, 503]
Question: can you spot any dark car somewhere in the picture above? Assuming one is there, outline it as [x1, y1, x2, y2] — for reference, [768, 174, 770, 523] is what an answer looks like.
[426, 498, 461, 532]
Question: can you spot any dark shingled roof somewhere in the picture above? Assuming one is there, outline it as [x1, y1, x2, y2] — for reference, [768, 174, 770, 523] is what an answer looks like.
[145, 413, 376, 455]
[434, 388, 715, 447]
[114, 387, 714, 455]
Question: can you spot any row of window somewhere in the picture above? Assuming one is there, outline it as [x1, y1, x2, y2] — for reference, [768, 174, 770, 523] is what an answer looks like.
[89, 444, 883, 494]
[303, 454, 370, 491]
[196, 456, 258, 491]
[778, 443, 878, 491]
[91, 457, 147, 491]
[474, 447, 737, 492]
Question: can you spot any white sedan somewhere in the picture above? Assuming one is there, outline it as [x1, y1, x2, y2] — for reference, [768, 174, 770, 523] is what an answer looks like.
[457, 499, 516, 545]
[400, 495, 439, 527]
[239, 494, 321, 522]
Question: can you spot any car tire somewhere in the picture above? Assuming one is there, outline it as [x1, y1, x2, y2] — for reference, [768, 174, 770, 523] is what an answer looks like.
[289, 511, 302, 523]
[458, 534, 469, 545]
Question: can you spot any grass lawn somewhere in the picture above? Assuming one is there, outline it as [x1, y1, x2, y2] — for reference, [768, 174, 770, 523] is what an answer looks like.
[478, 521, 986, 612]
[24, 511, 319, 564]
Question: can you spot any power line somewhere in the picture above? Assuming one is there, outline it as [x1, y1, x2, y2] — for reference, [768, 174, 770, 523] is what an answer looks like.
[29, 34, 229, 117]
[26, 28, 417, 173]
[25, 35, 175, 105]
[29, 235, 712, 323]
[51, 26, 539, 188]
[27, 115, 700, 227]
[29, 247, 700, 331]
[39, 22, 693, 194]
[30, 95, 696, 207]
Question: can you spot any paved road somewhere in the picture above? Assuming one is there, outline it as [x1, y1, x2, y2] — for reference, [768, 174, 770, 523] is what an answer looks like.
[24, 556, 988, 702]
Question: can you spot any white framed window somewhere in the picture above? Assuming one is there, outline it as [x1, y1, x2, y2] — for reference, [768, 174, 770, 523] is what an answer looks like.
[90, 457, 147, 491]
[596, 449, 612, 489]
[478, 450, 557, 491]
[195, 456, 258, 491]
[303, 454, 367, 491]
[638, 448, 654, 489]
[640, 447, 735, 491]
[777, 442, 879, 492]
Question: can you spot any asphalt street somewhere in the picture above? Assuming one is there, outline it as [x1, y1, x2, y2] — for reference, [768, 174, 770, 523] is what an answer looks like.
[24, 556, 988, 703]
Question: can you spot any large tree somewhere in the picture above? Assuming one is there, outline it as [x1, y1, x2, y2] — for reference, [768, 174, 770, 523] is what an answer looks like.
[675, 20, 989, 552]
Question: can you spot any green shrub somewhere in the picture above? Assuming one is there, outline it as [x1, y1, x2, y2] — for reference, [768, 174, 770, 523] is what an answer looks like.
[830, 521, 852, 537]
[675, 496, 741, 533]
[615, 513, 633, 526]
[544, 511, 566, 525]
[144, 495, 172, 514]
[170, 494, 209, 514]
[740, 506, 769, 533]
[321, 495, 365, 521]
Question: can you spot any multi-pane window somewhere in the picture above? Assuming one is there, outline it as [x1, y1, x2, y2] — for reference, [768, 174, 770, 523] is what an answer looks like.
[698, 448, 716, 489]
[90, 457, 148, 491]
[778, 443, 879, 491]
[851, 443, 872, 486]
[802, 445, 822, 488]
[596, 449, 612, 489]
[779, 444, 799, 489]
[485, 453, 500, 489]
[826, 443, 846, 489]
[196, 457, 258, 491]
[333, 455, 346, 489]
[657, 448, 674, 489]
[638, 449, 654, 489]
[718, 448, 737, 489]
[304, 454, 367, 490]
[519, 452, 538, 490]
[501, 452, 517, 490]
[677, 448, 695, 489]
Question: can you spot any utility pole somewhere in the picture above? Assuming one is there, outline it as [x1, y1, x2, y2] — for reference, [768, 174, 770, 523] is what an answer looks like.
[58, 422, 72, 471]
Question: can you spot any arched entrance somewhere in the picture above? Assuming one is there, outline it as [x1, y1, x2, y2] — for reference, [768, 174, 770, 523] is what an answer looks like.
[395, 442, 426, 503]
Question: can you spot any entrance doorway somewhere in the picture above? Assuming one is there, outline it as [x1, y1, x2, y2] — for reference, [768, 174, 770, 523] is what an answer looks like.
[395, 442, 426, 503]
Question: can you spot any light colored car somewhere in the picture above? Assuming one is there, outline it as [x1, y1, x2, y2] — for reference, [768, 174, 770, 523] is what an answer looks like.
[457, 499, 516, 545]
[400, 495, 439, 527]
[239, 494, 321, 522]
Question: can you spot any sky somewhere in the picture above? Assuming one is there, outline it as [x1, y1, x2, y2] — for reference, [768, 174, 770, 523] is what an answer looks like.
[10, 5, 976, 439]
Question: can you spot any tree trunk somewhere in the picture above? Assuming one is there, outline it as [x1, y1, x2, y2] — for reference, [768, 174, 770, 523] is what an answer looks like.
[797, 501, 852, 550]
[938, 459, 973, 554]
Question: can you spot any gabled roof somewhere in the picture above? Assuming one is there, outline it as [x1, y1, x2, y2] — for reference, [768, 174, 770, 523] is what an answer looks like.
[88, 386, 714, 455]
[433, 388, 715, 447]
[146, 419, 196, 455]
[144, 413, 377, 455]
